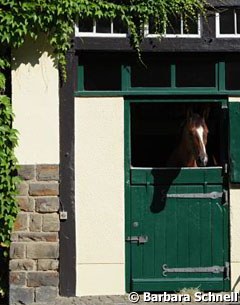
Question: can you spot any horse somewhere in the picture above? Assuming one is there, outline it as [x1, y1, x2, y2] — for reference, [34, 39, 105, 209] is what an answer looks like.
[167, 112, 209, 167]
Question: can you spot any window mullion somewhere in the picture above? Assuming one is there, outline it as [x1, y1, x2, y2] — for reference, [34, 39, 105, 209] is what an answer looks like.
[218, 61, 226, 91]
[144, 23, 149, 36]
[181, 16, 184, 34]
[234, 9, 237, 35]
[111, 20, 114, 34]
[171, 64, 176, 88]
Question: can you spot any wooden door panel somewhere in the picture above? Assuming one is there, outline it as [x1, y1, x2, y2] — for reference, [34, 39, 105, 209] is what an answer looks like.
[130, 181, 228, 291]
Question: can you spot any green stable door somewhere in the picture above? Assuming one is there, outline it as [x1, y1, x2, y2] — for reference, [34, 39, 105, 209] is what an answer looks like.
[125, 100, 230, 292]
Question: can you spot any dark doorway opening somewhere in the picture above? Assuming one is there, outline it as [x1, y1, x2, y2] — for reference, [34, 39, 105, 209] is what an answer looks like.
[131, 102, 226, 168]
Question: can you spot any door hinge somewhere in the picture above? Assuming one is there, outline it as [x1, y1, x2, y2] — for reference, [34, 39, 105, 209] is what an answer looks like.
[223, 190, 229, 206]
[224, 163, 228, 175]
[165, 192, 223, 199]
[162, 262, 230, 278]
[126, 235, 148, 244]
[225, 262, 230, 280]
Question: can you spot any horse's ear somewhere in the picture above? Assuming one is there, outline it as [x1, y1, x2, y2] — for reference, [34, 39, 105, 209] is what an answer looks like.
[203, 106, 210, 120]
[186, 107, 193, 121]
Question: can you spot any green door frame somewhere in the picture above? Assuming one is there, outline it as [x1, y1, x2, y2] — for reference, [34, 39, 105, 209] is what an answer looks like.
[124, 97, 230, 293]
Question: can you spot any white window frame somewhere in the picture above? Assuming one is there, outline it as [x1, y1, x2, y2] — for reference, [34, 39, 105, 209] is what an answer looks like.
[75, 19, 128, 37]
[75, 16, 201, 38]
[145, 16, 201, 38]
[216, 10, 240, 38]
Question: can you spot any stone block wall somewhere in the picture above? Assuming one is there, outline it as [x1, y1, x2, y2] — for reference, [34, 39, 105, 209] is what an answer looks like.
[10, 165, 60, 305]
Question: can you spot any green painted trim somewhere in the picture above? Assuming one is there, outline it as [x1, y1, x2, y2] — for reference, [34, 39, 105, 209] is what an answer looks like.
[218, 91, 240, 95]
[171, 64, 176, 88]
[127, 98, 226, 103]
[219, 61, 226, 91]
[76, 61, 240, 96]
[128, 87, 218, 92]
[124, 100, 131, 293]
[74, 90, 240, 97]
[131, 167, 224, 185]
[229, 102, 240, 183]
[223, 198, 230, 291]
[122, 65, 131, 91]
[215, 62, 219, 89]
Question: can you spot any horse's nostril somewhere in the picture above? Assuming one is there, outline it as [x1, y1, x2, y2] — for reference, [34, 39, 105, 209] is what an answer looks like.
[198, 155, 208, 166]
[201, 156, 208, 166]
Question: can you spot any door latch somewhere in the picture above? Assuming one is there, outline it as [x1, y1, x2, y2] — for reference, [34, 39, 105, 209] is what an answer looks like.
[126, 236, 148, 244]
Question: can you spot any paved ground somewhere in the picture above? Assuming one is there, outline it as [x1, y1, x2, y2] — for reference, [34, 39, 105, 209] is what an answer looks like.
[31, 293, 240, 305]
[4, 293, 240, 305]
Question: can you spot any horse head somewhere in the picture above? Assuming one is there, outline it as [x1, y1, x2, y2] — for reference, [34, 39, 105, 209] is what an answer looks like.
[185, 112, 209, 167]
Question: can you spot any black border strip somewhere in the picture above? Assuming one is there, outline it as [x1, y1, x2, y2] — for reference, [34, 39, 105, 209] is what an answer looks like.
[59, 47, 77, 296]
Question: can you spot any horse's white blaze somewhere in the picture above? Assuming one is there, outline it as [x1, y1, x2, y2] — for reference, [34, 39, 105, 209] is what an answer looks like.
[196, 126, 207, 162]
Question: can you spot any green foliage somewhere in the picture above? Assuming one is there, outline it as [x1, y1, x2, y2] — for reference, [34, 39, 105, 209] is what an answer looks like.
[0, 93, 19, 248]
[0, 0, 208, 76]
[0, 71, 19, 297]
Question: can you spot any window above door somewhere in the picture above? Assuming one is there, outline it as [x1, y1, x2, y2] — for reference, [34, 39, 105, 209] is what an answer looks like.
[75, 15, 201, 38]
[216, 8, 240, 37]
[75, 53, 240, 96]
[74, 4, 240, 52]
[75, 17, 128, 37]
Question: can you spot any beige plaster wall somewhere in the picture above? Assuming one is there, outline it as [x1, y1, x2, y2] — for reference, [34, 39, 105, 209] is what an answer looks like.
[229, 98, 240, 291]
[230, 188, 240, 290]
[75, 97, 125, 296]
[12, 36, 59, 164]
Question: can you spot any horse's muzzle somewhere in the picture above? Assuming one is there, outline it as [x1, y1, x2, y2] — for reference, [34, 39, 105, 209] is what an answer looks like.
[197, 155, 208, 167]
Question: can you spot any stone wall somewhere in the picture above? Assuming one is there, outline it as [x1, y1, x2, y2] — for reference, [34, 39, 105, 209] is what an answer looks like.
[10, 165, 60, 305]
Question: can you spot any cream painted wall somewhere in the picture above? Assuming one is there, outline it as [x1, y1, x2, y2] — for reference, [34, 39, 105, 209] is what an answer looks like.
[229, 98, 240, 291]
[230, 188, 240, 290]
[75, 97, 125, 296]
[12, 36, 59, 164]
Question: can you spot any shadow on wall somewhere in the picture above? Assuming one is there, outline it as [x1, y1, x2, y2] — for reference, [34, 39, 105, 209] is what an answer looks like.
[11, 34, 57, 71]
[232, 275, 240, 292]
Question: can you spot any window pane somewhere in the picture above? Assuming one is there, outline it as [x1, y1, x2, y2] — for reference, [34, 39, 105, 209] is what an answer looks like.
[113, 17, 128, 33]
[166, 15, 181, 34]
[96, 18, 111, 33]
[219, 9, 235, 34]
[176, 60, 215, 87]
[79, 18, 93, 32]
[131, 103, 182, 167]
[82, 55, 121, 90]
[131, 59, 171, 87]
[183, 17, 198, 34]
[237, 9, 240, 34]
[226, 61, 240, 90]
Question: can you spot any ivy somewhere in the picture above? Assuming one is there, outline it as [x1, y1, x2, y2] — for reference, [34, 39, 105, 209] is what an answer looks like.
[0, 89, 19, 249]
[0, 70, 19, 297]
[0, 0, 208, 296]
[0, 0, 208, 76]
